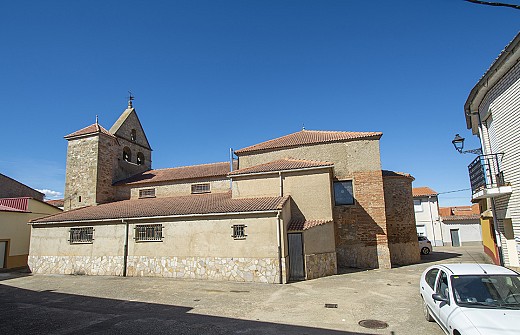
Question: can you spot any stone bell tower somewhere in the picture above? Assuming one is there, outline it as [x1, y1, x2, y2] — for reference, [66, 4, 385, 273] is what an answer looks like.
[63, 98, 152, 211]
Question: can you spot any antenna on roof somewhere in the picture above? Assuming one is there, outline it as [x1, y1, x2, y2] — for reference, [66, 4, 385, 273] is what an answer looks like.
[95, 115, 99, 125]
[302, 123, 305, 131]
[466, 249, 488, 274]
[128, 91, 134, 108]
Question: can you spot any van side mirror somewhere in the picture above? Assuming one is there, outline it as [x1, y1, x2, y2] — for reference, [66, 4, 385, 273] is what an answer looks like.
[432, 293, 450, 305]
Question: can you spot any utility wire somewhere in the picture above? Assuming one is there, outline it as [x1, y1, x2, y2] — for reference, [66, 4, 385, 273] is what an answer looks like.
[464, 0, 520, 10]
[437, 188, 471, 195]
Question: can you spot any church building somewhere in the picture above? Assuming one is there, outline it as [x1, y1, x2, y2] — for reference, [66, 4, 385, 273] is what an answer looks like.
[29, 100, 420, 283]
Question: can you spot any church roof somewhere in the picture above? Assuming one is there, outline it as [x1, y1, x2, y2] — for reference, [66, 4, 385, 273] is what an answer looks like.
[30, 192, 289, 224]
[115, 161, 238, 186]
[234, 130, 383, 155]
[109, 106, 152, 150]
[64, 123, 115, 139]
[228, 158, 333, 176]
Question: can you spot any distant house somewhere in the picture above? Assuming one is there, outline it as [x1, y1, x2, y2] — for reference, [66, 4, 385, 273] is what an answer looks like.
[0, 174, 62, 269]
[45, 199, 64, 210]
[413, 187, 441, 246]
[439, 205, 482, 247]
[29, 100, 420, 283]
[464, 32, 520, 267]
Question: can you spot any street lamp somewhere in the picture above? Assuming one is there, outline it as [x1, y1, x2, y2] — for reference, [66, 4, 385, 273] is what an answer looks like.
[452, 134, 483, 154]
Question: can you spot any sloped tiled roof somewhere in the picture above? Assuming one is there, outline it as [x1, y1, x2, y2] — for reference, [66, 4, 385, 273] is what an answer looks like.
[64, 123, 116, 139]
[0, 197, 30, 212]
[382, 170, 414, 180]
[234, 130, 382, 155]
[228, 159, 333, 176]
[441, 215, 480, 221]
[31, 192, 289, 224]
[287, 219, 332, 231]
[439, 205, 480, 221]
[116, 161, 237, 186]
[0, 204, 27, 212]
[412, 187, 438, 197]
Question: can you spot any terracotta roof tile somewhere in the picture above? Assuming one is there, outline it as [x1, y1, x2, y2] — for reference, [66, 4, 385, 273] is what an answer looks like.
[234, 130, 382, 155]
[0, 204, 27, 212]
[31, 192, 289, 224]
[287, 219, 332, 231]
[382, 170, 415, 180]
[46, 199, 64, 208]
[412, 187, 438, 197]
[0, 197, 30, 212]
[116, 161, 237, 185]
[439, 207, 452, 217]
[228, 159, 333, 176]
[441, 215, 480, 221]
[64, 123, 115, 139]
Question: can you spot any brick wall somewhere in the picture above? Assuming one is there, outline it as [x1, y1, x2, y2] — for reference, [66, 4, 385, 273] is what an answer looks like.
[383, 175, 420, 266]
[334, 171, 391, 269]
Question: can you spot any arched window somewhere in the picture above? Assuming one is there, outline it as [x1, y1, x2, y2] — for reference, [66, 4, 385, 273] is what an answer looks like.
[123, 147, 132, 162]
[137, 152, 145, 165]
[131, 129, 136, 142]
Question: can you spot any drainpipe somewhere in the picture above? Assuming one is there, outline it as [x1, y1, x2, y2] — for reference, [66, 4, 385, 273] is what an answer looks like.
[122, 219, 129, 277]
[279, 171, 283, 197]
[490, 199, 504, 266]
[229, 148, 234, 189]
[427, 196, 438, 246]
[276, 211, 283, 284]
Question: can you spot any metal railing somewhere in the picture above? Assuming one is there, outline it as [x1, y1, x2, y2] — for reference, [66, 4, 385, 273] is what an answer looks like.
[468, 153, 506, 193]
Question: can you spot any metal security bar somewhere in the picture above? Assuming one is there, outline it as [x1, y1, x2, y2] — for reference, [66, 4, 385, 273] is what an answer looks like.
[69, 227, 94, 244]
[468, 153, 505, 193]
[191, 183, 211, 194]
[231, 224, 247, 239]
[139, 188, 156, 198]
[135, 224, 163, 242]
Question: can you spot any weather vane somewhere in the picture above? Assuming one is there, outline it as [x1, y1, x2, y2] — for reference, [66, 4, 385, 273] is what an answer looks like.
[128, 91, 135, 108]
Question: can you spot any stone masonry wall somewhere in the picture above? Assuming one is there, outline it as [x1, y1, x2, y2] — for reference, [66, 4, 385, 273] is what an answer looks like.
[383, 175, 420, 266]
[334, 171, 391, 269]
[28, 255, 281, 283]
[305, 252, 337, 280]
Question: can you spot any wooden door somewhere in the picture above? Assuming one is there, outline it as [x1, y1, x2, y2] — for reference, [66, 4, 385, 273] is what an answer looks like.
[288, 233, 305, 281]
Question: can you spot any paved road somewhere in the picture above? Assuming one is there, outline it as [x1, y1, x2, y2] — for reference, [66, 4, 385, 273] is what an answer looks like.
[0, 246, 493, 335]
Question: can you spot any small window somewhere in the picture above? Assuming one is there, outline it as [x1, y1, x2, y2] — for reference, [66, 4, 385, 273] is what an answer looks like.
[414, 199, 423, 212]
[191, 183, 211, 194]
[137, 152, 145, 165]
[123, 147, 132, 162]
[78, 196, 82, 202]
[135, 224, 163, 242]
[334, 181, 354, 206]
[139, 188, 155, 198]
[425, 268, 439, 289]
[232, 224, 247, 239]
[69, 227, 94, 244]
[131, 129, 136, 142]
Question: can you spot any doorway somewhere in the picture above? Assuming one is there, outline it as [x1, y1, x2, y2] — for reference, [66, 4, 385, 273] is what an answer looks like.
[288, 233, 305, 281]
[450, 229, 461, 247]
[0, 241, 7, 268]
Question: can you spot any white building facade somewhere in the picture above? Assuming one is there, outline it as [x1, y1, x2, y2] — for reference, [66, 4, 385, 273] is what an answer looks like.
[464, 32, 520, 267]
[413, 187, 442, 247]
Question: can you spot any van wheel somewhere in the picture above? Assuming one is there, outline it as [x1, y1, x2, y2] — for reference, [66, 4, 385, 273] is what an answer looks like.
[421, 247, 430, 255]
[423, 299, 434, 322]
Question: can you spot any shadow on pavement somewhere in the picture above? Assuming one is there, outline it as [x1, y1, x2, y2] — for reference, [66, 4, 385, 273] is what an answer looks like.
[0, 284, 377, 335]
[419, 251, 463, 264]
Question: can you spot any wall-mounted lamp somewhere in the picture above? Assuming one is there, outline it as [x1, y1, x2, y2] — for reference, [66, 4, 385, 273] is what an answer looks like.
[452, 134, 482, 154]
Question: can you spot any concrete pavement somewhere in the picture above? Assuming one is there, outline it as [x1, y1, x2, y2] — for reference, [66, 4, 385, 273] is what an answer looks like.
[0, 246, 494, 335]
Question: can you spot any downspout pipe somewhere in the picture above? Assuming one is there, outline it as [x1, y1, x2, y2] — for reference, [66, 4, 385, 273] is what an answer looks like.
[122, 219, 129, 277]
[276, 211, 283, 284]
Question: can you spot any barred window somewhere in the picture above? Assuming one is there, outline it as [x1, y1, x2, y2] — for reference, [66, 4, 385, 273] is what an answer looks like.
[139, 188, 155, 198]
[135, 224, 163, 242]
[191, 183, 211, 194]
[232, 224, 247, 239]
[69, 227, 94, 244]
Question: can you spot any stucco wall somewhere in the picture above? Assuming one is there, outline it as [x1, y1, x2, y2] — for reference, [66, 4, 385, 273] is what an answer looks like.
[303, 222, 336, 254]
[124, 178, 231, 200]
[414, 196, 441, 246]
[0, 199, 61, 268]
[232, 169, 333, 221]
[441, 220, 483, 246]
[237, 140, 382, 177]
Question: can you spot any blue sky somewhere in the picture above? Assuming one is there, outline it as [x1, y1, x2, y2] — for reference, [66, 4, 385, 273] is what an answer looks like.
[1, 1, 518, 206]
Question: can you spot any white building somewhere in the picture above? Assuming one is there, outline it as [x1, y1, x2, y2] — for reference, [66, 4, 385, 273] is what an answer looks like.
[464, 32, 520, 267]
[413, 187, 442, 246]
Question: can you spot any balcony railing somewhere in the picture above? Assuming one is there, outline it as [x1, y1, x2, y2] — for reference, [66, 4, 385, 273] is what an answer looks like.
[468, 154, 507, 195]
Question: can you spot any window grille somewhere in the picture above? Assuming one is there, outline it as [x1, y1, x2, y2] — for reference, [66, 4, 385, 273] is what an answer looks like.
[139, 188, 155, 198]
[135, 224, 163, 242]
[191, 183, 211, 194]
[69, 227, 94, 244]
[232, 224, 247, 239]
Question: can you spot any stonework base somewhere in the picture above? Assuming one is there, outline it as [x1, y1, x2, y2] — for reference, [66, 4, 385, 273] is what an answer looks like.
[305, 252, 337, 280]
[388, 242, 420, 266]
[28, 255, 281, 283]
